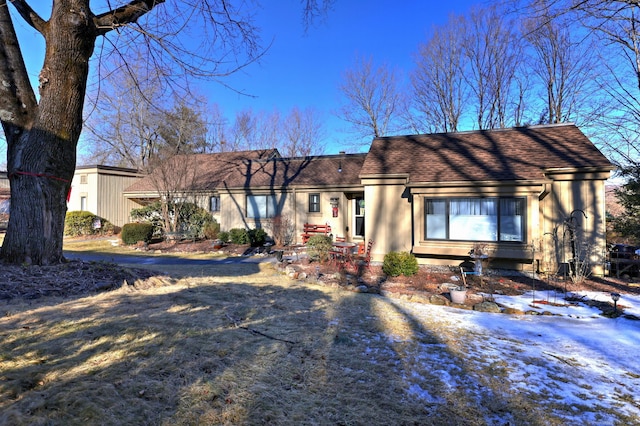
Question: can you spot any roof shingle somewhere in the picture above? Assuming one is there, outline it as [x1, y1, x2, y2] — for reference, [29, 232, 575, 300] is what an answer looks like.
[361, 124, 613, 183]
[124, 150, 365, 193]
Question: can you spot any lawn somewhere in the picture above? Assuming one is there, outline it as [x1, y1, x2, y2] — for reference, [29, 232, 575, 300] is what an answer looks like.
[1, 239, 639, 425]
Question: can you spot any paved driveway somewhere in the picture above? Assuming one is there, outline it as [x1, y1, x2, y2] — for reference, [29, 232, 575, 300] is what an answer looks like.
[64, 251, 277, 266]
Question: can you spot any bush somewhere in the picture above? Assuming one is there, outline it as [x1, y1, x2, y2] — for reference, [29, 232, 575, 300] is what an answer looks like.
[203, 221, 220, 240]
[130, 202, 164, 237]
[248, 227, 268, 246]
[229, 228, 250, 245]
[121, 223, 154, 245]
[130, 201, 217, 240]
[218, 231, 230, 243]
[182, 206, 216, 240]
[306, 235, 333, 263]
[382, 251, 419, 277]
[65, 211, 115, 237]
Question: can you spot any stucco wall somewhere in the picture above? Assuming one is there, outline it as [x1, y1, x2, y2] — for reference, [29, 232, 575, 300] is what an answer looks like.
[219, 189, 363, 245]
[539, 175, 608, 276]
[365, 182, 413, 263]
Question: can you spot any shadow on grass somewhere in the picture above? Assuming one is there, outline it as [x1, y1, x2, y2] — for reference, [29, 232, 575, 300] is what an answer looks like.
[1, 269, 636, 424]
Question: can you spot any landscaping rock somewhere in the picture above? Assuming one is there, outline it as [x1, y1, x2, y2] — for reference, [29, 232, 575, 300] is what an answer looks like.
[473, 301, 502, 313]
[503, 307, 525, 315]
[429, 294, 449, 305]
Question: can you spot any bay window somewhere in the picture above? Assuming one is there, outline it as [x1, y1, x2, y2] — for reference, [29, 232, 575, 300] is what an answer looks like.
[425, 197, 524, 242]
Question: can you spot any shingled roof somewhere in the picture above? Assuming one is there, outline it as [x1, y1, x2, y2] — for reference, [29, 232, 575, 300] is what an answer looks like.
[124, 149, 365, 193]
[361, 124, 613, 184]
[124, 149, 280, 193]
[222, 154, 365, 188]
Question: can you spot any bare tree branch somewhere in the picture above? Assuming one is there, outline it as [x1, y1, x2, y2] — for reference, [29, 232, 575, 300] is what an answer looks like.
[7, 0, 46, 33]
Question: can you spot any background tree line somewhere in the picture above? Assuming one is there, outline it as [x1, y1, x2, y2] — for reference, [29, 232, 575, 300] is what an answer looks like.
[82, 54, 326, 170]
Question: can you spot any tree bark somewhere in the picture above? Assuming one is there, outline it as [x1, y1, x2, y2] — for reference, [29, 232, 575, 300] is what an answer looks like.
[1, 1, 96, 264]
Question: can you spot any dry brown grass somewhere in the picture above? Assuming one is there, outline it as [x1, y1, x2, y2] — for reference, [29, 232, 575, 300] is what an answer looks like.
[1, 254, 636, 424]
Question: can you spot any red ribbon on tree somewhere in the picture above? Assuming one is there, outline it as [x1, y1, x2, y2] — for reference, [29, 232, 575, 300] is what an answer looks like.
[9, 170, 73, 202]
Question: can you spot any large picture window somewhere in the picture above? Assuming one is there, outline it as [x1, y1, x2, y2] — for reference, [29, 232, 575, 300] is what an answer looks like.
[247, 195, 278, 218]
[425, 197, 524, 242]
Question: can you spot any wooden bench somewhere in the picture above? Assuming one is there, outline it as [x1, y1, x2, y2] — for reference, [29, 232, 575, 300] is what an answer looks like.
[301, 223, 331, 244]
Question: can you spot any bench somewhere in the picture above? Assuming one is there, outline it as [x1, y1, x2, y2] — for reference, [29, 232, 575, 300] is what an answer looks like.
[301, 223, 331, 244]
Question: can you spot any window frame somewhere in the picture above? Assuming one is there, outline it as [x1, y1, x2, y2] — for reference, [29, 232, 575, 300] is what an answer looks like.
[246, 194, 278, 219]
[354, 196, 365, 238]
[210, 195, 220, 213]
[308, 193, 320, 213]
[424, 197, 525, 242]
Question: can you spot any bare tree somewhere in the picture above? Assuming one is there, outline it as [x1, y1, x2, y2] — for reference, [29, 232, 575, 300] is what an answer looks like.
[227, 108, 280, 151]
[462, 5, 523, 129]
[521, 3, 602, 126]
[337, 54, 404, 144]
[204, 103, 230, 153]
[409, 15, 467, 133]
[83, 57, 169, 168]
[0, 1, 331, 265]
[147, 152, 201, 236]
[280, 106, 325, 156]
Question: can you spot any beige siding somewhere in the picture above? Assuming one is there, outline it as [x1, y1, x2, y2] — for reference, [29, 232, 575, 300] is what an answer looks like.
[365, 183, 413, 263]
[218, 188, 364, 245]
[70, 167, 142, 227]
[96, 173, 142, 227]
[539, 177, 607, 276]
[403, 174, 609, 273]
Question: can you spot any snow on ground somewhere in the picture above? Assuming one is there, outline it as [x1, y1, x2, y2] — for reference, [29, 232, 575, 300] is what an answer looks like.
[383, 291, 640, 425]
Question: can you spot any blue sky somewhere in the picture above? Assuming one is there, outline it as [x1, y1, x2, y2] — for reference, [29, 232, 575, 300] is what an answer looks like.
[6, 1, 481, 161]
[198, 1, 481, 154]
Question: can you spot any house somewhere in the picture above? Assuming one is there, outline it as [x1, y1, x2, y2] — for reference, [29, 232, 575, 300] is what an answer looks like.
[68, 165, 142, 227]
[123, 123, 613, 275]
[123, 148, 367, 243]
[4, 123, 614, 274]
[0, 166, 141, 229]
[361, 124, 613, 274]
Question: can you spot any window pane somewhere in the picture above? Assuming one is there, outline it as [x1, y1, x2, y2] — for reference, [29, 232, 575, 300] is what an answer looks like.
[267, 195, 278, 218]
[500, 198, 523, 241]
[210, 196, 220, 212]
[309, 193, 320, 212]
[355, 197, 364, 215]
[449, 198, 497, 241]
[247, 195, 266, 218]
[355, 217, 365, 237]
[426, 199, 447, 239]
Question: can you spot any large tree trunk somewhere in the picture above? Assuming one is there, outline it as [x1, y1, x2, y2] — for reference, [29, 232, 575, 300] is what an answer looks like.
[1, 2, 96, 265]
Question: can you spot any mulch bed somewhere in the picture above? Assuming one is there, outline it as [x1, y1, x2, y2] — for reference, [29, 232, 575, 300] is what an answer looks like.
[290, 258, 640, 301]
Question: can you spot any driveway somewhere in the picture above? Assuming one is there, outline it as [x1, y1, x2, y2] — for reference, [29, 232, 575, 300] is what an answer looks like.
[64, 251, 277, 267]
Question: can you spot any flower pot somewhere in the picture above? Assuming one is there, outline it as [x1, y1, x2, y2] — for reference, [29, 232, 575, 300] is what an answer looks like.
[450, 288, 467, 304]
